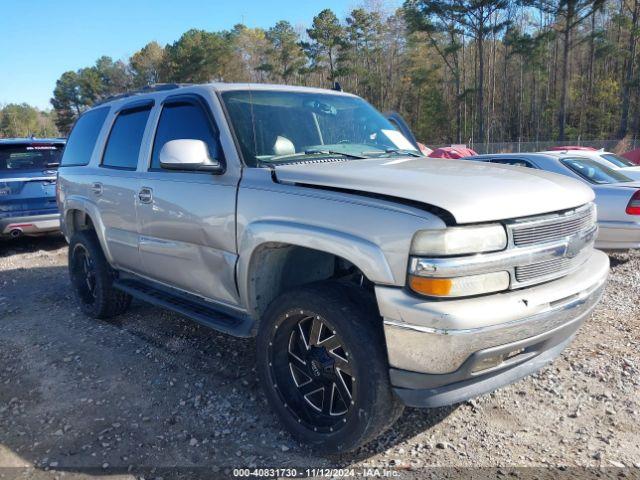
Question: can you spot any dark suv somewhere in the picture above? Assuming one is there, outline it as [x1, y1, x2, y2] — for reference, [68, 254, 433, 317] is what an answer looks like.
[0, 138, 65, 239]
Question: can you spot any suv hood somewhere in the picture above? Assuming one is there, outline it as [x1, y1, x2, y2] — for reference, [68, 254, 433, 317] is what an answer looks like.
[273, 157, 594, 223]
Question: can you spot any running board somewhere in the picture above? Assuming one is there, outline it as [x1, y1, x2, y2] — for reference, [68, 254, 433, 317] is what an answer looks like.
[113, 278, 254, 337]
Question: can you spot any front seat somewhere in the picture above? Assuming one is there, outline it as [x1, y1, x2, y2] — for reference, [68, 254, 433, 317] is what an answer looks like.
[273, 136, 296, 156]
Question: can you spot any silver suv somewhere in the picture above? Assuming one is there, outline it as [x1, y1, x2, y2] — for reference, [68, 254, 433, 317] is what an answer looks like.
[57, 83, 609, 453]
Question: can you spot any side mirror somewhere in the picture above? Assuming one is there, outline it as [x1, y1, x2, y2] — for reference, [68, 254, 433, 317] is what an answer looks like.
[159, 139, 223, 173]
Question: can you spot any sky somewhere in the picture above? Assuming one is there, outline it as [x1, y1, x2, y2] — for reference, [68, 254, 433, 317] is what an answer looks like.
[0, 0, 401, 110]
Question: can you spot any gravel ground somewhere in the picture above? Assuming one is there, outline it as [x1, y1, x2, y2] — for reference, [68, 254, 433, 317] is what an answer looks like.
[0, 236, 638, 479]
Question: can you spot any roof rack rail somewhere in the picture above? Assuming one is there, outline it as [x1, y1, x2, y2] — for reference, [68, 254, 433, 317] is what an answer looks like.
[93, 83, 190, 106]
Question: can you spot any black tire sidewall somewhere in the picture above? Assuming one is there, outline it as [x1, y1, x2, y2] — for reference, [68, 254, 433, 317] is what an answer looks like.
[257, 283, 398, 453]
[68, 230, 124, 319]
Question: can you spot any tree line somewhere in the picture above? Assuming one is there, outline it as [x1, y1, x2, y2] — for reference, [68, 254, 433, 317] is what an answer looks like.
[0, 104, 58, 138]
[49, 0, 640, 148]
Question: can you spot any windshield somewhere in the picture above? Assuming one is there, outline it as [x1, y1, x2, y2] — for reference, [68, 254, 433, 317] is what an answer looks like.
[561, 157, 632, 184]
[221, 90, 418, 166]
[599, 153, 637, 168]
[0, 143, 64, 172]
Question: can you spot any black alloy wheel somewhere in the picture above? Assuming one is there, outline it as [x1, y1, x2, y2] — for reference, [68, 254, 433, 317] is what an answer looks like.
[271, 312, 355, 433]
[256, 282, 404, 453]
[68, 230, 131, 319]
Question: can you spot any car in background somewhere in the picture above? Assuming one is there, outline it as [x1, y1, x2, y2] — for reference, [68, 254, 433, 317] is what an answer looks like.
[547, 146, 597, 151]
[0, 138, 65, 239]
[622, 147, 640, 165]
[429, 146, 478, 159]
[541, 149, 640, 181]
[463, 152, 640, 250]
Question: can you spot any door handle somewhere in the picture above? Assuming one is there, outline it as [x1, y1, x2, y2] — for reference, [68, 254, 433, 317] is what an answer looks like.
[138, 187, 153, 204]
[91, 182, 103, 195]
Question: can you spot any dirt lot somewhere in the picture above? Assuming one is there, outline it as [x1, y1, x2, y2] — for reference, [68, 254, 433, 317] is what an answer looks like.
[0, 236, 638, 479]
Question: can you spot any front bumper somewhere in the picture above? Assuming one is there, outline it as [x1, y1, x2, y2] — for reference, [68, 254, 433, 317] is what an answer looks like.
[378, 249, 609, 407]
[0, 212, 61, 237]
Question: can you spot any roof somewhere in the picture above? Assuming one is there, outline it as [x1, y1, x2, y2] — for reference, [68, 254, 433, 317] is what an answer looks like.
[94, 82, 356, 108]
[465, 152, 556, 160]
[467, 151, 611, 161]
[540, 149, 605, 157]
[0, 137, 66, 145]
[210, 82, 356, 96]
[547, 146, 598, 151]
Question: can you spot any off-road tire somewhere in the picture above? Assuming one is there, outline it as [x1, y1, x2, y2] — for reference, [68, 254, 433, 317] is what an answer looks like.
[256, 281, 404, 454]
[68, 230, 131, 319]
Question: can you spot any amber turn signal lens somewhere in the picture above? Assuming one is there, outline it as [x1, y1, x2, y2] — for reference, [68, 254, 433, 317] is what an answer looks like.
[409, 276, 453, 296]
[408, 271, 510, 297]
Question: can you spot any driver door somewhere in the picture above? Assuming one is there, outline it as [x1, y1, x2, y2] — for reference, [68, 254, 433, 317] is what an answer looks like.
[136, 94, 241, 306]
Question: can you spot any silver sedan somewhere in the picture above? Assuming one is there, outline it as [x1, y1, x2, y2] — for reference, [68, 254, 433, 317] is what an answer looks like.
[540, 149, 640, 181]
[463, 152, 640, 250]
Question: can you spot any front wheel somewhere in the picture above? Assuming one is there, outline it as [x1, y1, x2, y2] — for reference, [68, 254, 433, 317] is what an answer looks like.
[256, 282, 403, 453]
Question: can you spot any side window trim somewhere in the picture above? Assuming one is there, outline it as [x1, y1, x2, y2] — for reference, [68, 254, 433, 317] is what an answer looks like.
[147, 93, 226, 173]
[100, 103, 154, 171]
[115, 98, 154, 114]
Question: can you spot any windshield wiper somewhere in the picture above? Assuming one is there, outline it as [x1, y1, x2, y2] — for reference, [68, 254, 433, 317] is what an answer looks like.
[303, 149, 369, 159]
[383, 148, 422, 157]
[361, 148, 422, 158]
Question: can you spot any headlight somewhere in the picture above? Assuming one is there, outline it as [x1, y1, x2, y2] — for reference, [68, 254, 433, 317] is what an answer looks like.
[408, 224, 509, 297]
[408, 271, 510, 297]
[410, 224, 507, 256]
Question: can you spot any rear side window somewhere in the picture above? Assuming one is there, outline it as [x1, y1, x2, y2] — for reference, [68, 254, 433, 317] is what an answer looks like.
[150, 100, 222, 170]
[60, 107, 109, 167]
[0, 143, 64, 171]
[102, 107, 151, 170]
[491, 158, 535, 168]
[561, 157, 632, 184]
[600, 153, 636, 168]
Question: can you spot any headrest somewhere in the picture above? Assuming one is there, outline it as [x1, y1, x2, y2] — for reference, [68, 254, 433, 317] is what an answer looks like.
[273, 136, 295, 156]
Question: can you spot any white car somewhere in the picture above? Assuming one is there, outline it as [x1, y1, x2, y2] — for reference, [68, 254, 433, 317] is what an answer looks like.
[541, 149, 640, 180]
[465, 152, 640, 250]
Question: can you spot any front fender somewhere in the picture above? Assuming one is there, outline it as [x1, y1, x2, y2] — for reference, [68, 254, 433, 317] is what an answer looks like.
[237, 219, 397, 313]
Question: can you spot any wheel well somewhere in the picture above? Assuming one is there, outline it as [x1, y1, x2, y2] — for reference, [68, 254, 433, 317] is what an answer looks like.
[248, 243, 373, 320]
[66, 209, 96, 237]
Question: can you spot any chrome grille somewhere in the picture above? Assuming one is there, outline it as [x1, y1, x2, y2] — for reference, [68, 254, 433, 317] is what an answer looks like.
[511, 204, 596, 246]
[515, 257, 575, 283]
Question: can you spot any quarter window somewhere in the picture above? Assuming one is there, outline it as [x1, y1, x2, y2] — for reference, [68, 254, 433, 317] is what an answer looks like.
[102, 107, 151, 170]
[61, 107, 110, 167]
[150, 100, 221, 170]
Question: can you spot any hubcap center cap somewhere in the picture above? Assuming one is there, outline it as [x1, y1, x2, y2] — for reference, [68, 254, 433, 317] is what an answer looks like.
[307, 346, 334, 379]
[310, 360, 322, 377]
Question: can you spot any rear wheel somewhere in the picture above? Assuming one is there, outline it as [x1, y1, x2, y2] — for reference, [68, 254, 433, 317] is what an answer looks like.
[256, 282, 403, 453]
[68, 230, 131, 319]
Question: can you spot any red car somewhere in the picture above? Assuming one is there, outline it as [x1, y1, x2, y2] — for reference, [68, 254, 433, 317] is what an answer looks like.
[622, 148, 640, 165]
